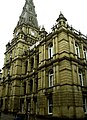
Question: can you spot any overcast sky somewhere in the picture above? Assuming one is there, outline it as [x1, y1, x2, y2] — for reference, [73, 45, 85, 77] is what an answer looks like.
[0, 0, 87, 70]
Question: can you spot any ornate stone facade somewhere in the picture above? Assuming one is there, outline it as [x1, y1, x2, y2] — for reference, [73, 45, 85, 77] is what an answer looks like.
[0, 0, 87, 119]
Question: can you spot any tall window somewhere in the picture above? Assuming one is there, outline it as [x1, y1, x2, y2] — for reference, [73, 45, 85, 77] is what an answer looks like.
[10, 51, 12, 59]
[36, 54, 39, 67]
[48, 44, 53, 58]
[27, 99, 31, 112]
[30, 79, 33, 93]
[48, 95, 53, 114]
[24, 82, 26, 95]
[31, 57, 34, 71]
[49, 70, 54, 87]
[25, 61, 28, 74]
[83, 48, 87, 60]
[79, 69, 84, 86]
[20, 99, 24, 112]
[75, 43, 80, 57]
[36, 78, 38, 93]
[83, 96, 87, 113]
[14, 48, 16, 57]
[7, 66, 10, 76]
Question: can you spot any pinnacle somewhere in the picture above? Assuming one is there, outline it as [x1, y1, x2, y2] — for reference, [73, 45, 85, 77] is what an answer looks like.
[56, 12, 67, 22]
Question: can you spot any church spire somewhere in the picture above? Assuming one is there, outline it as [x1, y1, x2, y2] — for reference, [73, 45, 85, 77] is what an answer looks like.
[17, 0, 38, 29]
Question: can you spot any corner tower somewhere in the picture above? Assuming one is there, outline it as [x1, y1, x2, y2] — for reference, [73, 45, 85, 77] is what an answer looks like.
[2, 0, 39, 113]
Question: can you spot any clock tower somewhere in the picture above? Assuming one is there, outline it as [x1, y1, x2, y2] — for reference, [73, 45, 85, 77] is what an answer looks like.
[2, 0, 39, 113]
[13, 0, 39, 45]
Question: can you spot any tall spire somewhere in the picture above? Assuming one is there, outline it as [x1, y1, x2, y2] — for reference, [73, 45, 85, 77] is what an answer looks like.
[17, 0, 38, 29]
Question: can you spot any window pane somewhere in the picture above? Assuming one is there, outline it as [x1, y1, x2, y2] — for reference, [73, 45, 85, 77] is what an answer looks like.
[85, 98, 87, 112]
[30, 80, 33, 93]
[83, 49, 87, 60]
[50, 75, 53, 87]
[49, 106, 53, 113]
[83, 96, 87, 113]
[25, 61, 28, 74]
[79, 69, 83, 86]
[22, 104, 24, 112]
[31, 57, 34, 70]
[49, 70, 53, 87]
[51, 47, 53, 58]
[75, 44, 80, 57]
[48, 96, 53, 114]
[48, 44, 53, 58]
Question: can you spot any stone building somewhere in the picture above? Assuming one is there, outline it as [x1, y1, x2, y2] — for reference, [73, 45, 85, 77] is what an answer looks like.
[0, 0, 87, 119]
[0, 70, 2, 109]
[0, 70, 2, 80]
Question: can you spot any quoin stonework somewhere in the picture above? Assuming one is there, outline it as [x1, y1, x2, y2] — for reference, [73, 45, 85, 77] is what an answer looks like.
[0, 0, 87, 119]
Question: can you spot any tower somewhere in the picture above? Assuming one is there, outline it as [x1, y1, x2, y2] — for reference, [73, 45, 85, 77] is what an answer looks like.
[13, 0, 39, 45]
[0, 1, 87, 120]
[2, 0, 39, 113]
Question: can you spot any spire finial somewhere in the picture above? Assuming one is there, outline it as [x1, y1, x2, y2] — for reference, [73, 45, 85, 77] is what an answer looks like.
[60, 11, 62, 15]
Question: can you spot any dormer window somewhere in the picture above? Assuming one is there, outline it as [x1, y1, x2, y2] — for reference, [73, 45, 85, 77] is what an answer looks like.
[29, 16, 32, 21]
[29, 6, 32, 11]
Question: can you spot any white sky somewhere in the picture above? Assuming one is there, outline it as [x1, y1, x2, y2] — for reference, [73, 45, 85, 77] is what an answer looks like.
[0, 0, 87, 70]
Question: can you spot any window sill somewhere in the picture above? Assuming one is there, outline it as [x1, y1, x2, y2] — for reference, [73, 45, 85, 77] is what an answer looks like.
[48, 113, 53, 115]
[85, 112, 87, 114]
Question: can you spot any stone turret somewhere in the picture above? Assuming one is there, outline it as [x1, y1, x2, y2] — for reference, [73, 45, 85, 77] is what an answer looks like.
[56, 12, 67, 27]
